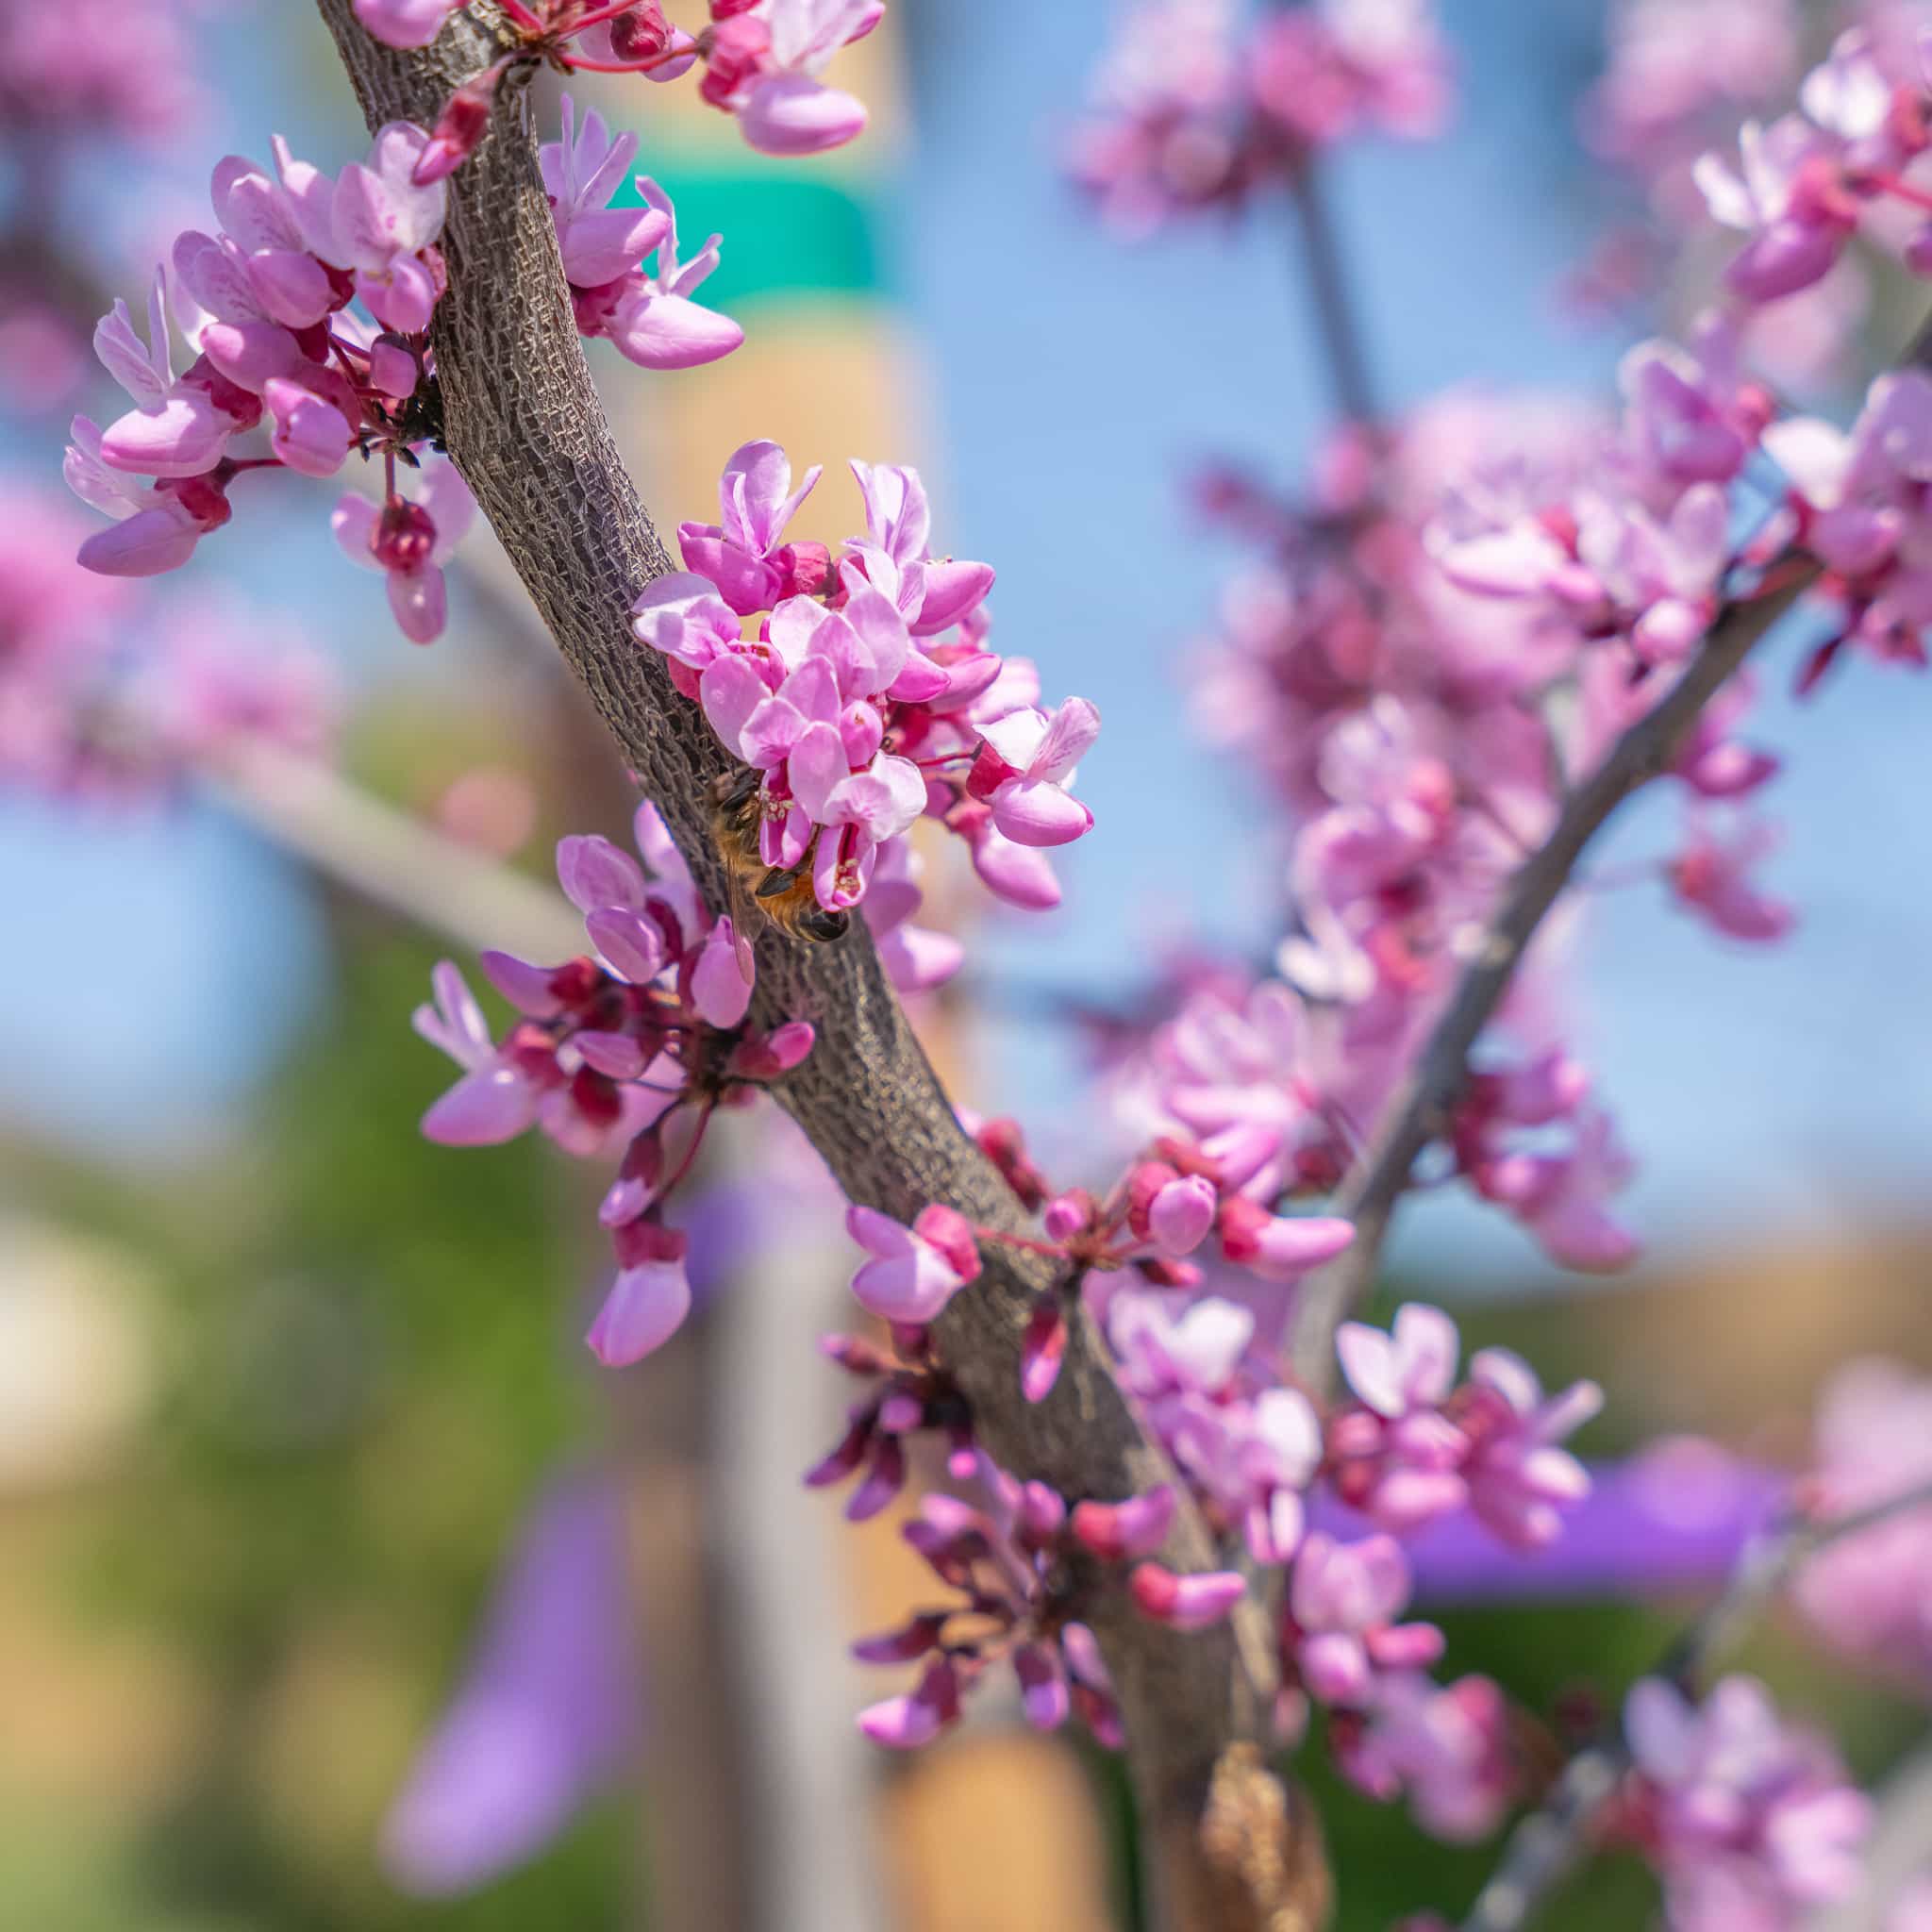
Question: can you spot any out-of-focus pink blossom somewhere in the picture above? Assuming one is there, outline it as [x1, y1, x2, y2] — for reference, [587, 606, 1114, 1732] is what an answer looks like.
[1624, 1674, 1872, 1930]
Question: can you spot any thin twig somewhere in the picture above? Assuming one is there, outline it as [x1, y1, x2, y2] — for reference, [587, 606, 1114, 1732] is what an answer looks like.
[1460, 1475, 1932, 1932]
[1287, 563, 1814, 1385]
[1288, 165, 1377, 425]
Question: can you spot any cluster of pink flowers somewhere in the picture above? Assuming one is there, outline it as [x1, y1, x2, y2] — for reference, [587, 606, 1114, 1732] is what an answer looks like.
[60, 123, 485, 644]
[852, 1474, 1119, 1751]
[354, 0, 880, 164]
[1, 487, 332, 797]
[1620, 1675, 1872, 1931]
[415, 800, 816, 1365]
[827, 1218, 1587, 1840]
[1131, 302, 1852, 1272]
[839, 1109, 1351, 1394]
[633, 440, 1097, 948]
[0, 0, 205, 147]
[543, 98, 742, 371]
[1694, 23, 1932, 308]
[1793, 1357, 1932, 1690]
[1066, 0, 1451, 236]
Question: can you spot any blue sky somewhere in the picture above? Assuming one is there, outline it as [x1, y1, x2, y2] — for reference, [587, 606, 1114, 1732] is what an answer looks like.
[6, 2, 1930, 1285]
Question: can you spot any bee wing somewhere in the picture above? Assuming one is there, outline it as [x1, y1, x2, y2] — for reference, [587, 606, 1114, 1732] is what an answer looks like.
[723, 858, 770, 943]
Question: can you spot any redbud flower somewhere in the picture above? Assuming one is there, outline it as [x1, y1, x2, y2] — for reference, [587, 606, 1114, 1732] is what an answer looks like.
[844, 1203, 981, 1324]
[1288, 1533, 1443, 1707]
[1128, 1560, 1247, 1632]
[332, 460, 476, 644]
[586, 1224, 693, 1365]
[1624, 1674, 1871, 1927]
[972, 697, 1101, 848]
[675, 438, 823, 614]
[1072, 1484, 1177, 1561]
[353, 0, 462, 48]
[709, 0, 880, 158]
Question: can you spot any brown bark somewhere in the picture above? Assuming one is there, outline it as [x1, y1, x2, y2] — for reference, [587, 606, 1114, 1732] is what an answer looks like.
[312, 6, 1322, 1924]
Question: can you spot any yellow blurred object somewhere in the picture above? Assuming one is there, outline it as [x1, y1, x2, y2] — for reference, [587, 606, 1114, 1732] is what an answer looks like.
[881, 1730, 1117, 1932]
[0, 1219, 156, 1491]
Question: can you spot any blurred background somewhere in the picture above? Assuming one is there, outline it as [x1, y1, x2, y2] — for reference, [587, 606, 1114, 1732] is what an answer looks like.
[4, 2, 1932, 1927]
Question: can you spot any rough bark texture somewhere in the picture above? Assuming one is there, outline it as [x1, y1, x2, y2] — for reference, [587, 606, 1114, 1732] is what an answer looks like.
[313, 7, 1323, 1925]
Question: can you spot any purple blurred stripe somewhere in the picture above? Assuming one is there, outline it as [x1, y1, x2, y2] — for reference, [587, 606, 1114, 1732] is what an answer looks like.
[1313, 1441, 1790, 1605]
[380, 1468, 640, 1895]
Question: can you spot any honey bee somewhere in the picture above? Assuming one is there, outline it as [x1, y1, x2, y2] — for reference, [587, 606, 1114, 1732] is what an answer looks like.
[709, 767, 852, 944]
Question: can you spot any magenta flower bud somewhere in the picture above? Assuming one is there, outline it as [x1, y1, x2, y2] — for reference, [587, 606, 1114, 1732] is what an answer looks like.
[609, 1, 674, 58]
[1072, 1484, 1176, 1562]
[1148, 1175, 1217, 1257]
[1041, 1191, 1093, 1241]
[858, 1657, 959, 1751]
[1129, 1562, 1246, 1633]
[710, 0, 762, 18]
[910, 1204, 980, 1282]
[374, 496, 439, 573]
[845, 1436, 906, 1522]
[1013, 1643, 1070, 1732]
[876, 1390, 924, 1434]
[415, 68, 499, 185]
[726, 1021, 816, 1080]
[1124, 1160, 1180, 1241]
[851, 1611, 948, 1665]
[698, 16, 773, 106]
[1020, 1298, 1067, 1405]
[1016, 1481, 1067, 1545]
[803, 1413, 872, 1488]
[1217, 1196, 1356, 1280]
[586, 1241, 692, 1367]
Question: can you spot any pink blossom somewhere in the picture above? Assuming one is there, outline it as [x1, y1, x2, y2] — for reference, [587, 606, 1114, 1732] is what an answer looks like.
[586, 1230, 694, 1367]
[1668, 816, 1796, 942]
[1335, 1671, 1517, 1841]
[1288, 1532, 1443, 1707]
[1072, 1485, 1177, 1562]
[1127, 1560, 1246, 1631]
[972, 698, 1101, 848]
[541, 102, 742, 372]
[1472, 1108, 1640, 1272]
[1457, 1348, 1602, 1550]
[1694, 116, 1857, 302]
[1793, 1359, 1932, 1690]
[1337, 1303, 1460, 1420]
[676, 439, 824, 615]
[607, 178, 744, 370]
[92, 274, 246, 480]
[844, 1203, 981, 1324]
[706, 1, 880, 158]
[1625, 1675, 1872, 1929]
[353, 0, 462, 48]
[332, 460, 476, 644]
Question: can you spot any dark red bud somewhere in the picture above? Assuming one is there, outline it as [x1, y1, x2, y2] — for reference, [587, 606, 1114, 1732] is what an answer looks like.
[609, 1, 674, 58]
[373, 496, 438, 572]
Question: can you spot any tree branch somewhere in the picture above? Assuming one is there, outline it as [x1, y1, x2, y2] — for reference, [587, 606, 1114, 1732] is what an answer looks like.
[1286, 562, 1814, 1386]
[1287, 165, 1377, 427]
[206, 738, 586, 962]
[1460, 1475, 1932, 1932]
[311, 8, 1323, 1924]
